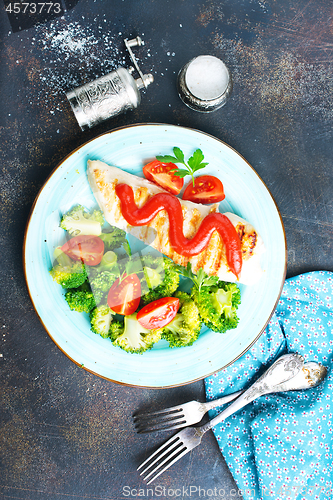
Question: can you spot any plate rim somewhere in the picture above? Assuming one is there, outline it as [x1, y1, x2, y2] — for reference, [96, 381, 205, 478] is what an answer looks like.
[23, 122, 287, 388]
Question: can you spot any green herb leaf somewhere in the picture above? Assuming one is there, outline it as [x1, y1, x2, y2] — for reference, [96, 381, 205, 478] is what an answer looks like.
[177, 263, 219, 294]
[171, 168, 191, 178]
[188, 149, 204, 168]
[188, 149, 209, 180]
[155, 147, 209, 184]
[194, 268, 219, 292]
[172, 146, 185, 163]
[122, 239, 131, 257]
[156, 154, 179, 163]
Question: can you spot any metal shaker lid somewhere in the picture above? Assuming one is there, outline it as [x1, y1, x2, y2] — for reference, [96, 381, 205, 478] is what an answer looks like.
[177, 55, 232, 112]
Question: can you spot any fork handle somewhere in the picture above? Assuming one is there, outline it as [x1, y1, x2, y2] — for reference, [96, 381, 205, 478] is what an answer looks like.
[199, 353, 304, 435]
[203, 390, 243, 410]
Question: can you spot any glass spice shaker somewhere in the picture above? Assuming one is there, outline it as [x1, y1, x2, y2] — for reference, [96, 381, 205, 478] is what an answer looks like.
[177, 55, 232, 112]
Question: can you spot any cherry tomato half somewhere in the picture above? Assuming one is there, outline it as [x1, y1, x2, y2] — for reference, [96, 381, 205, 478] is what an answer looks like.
[137, 297, 180, 330]
[61, 235, 104, 266]
[182, 175, 225, 204]
[143, 160, 184, 195]
[107, 273, 141, 316]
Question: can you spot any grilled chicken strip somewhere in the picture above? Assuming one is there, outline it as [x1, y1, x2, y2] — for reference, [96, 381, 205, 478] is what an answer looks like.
[87, 160, 265, 285]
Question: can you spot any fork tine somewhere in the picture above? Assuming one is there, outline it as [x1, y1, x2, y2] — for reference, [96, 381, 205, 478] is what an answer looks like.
[138, 434, 181, 473]
[133, 410, 183, 425]
[135, 418, 187, 434]
[134, 413, 186, 430]
[133, 405, 183, 421]
[144, 447, 189, 485]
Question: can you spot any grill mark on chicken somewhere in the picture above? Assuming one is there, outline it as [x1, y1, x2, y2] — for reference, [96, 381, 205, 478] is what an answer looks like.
[242, 231, 258, 259]
[236, 223, 245, 241]
[151, 210, 169, 253]
[210, 235, 226, 275]
[236, 223, 258, 260]
[182, 206, 202, 238]
[134, 186, 150, 207]
[93, 171, 120, 222]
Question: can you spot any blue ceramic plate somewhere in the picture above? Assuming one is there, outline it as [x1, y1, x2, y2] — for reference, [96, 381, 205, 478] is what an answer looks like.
[23, 124, 286, 387]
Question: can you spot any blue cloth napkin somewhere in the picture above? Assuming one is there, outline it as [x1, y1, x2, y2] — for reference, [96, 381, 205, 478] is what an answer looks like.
[204, 271, 333, 500]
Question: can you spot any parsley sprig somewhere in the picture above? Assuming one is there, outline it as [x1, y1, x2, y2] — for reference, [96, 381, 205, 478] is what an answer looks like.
[156, 147, 208, 186]
[177, 263, 219, 294]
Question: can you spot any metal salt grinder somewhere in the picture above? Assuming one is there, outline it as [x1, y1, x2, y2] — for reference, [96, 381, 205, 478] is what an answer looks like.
[66, 37, 154, 130]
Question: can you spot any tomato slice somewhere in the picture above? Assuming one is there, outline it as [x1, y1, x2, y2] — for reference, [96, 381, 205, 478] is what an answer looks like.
[143, 160, 184, 195]
[182, 175, 225, 204]
[137, 297, 179, 330]
[107, 273, 141, 315]
[61, 235, 104, 266]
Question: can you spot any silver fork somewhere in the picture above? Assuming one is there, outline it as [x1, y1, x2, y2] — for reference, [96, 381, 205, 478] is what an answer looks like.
[137, 353, 306, 483]
[133, 359, 326, 433]
[133, 390, 242, 433]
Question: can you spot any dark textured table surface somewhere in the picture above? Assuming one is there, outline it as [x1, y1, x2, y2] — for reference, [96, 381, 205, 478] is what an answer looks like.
[1, 1, 332, 499]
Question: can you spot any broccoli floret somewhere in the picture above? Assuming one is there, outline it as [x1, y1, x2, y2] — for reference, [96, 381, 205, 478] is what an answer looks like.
[140, 255, 180, 305]
[87, 268, 119, 305]
[108, 320, 125, 341]
[95, 251, 118, 272]
[50, 247, 87, 288]
[143, 262, 164, 288]
[111, 314, 162, 354]
[161, 291, 202, 348]
[88, 269, 119, 293]
[50, 263, 87, 289]
[65, 283, 96, 313]
[60, 205, 104, 236]
[191, 281, 241, 333]
[90, 304, 114, 338]
[99, 227, 128, 251]
[118, 254, 144, 276]
[85, 251, 121, 304]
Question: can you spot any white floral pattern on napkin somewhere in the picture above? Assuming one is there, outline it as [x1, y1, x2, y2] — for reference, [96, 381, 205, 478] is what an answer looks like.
[204, 271, 333, 500]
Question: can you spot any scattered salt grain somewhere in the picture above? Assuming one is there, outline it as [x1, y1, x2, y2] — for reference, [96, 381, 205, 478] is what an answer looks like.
[17, 19, 165, 117]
